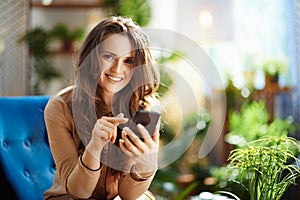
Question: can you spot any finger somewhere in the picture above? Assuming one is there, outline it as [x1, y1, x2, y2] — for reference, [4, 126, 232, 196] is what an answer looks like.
[101, 116, 127, 124]
[121, 129, 143, 155]
[111, 114, 126, 143]
[97, 118, 122, 142]
[119, 139, 133, 157]
[97, 123, 113, 134]
[97, 118, 114, 127]
[95, 123, 114, 141]
[94, 126, 109, 141]
[152, 126, 160, 143]
[123, 128, 148, 154]
[110, 124, 118, 143]
[95, 120, 116, 141]
[153, 132, 160, 143]
[116, 113, 124, 118]
[136, 124, 151, 144]
[123, 127, 145, 146]
[107, 117, 128, 124]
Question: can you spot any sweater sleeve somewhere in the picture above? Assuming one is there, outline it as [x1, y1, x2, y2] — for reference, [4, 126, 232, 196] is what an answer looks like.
[44, 96, 101, 198]
[118, 171, 156, 200]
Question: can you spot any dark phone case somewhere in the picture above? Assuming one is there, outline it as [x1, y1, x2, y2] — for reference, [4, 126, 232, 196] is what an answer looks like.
[133, 110, 160, 136]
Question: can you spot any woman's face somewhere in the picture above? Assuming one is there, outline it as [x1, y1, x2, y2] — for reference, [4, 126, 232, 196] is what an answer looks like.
[98, 34, 135, 96]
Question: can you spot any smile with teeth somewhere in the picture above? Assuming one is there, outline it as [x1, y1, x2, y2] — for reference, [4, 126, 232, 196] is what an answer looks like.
[107, 74, 123, 82]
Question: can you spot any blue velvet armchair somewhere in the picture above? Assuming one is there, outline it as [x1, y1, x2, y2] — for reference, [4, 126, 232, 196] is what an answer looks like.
[0, 96, 55, 200]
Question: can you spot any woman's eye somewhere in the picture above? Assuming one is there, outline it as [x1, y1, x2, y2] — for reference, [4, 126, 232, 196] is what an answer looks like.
[125, 58, 134, 65]
[103, 54, 113, 61]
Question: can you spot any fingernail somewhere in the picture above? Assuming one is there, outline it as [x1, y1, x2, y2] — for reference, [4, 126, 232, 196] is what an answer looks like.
[122, 130, 127, 136]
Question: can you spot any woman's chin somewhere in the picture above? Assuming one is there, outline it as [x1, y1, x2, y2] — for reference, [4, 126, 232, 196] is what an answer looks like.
[105, 86, 123, 95]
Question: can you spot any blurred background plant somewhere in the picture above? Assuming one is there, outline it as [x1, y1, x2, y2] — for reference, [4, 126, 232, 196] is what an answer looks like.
[49, 23, 85, 52]
[103, 0, 151, 26]
[19, 27, 61, 94]
[225, 100, 296, 148]
[261, 57, 288, 83]
[19, 24, 85, 94]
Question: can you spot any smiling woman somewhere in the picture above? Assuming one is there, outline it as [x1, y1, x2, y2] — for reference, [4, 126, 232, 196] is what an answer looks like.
[43, 16, 160, 200]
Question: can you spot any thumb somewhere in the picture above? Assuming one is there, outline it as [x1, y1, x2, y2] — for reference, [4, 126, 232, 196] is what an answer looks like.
[116, 113, 124, 118]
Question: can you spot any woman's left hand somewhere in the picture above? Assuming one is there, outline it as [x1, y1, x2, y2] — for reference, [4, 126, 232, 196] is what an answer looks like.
[119, 123, 160, 174]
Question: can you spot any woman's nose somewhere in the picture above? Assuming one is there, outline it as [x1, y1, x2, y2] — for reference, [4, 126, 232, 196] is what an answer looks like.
[111, 58, 123, 72]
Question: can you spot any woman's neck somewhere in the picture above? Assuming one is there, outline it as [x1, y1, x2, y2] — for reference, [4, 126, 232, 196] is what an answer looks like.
[96, 86, 113, 107]
[103, 95, 112, 107]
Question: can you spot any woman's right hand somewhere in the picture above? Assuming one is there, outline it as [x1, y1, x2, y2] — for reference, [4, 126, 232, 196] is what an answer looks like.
[90, 113, 128, 150]
[82, 113, 128, 170]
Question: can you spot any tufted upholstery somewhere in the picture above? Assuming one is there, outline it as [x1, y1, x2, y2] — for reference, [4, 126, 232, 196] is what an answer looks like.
[0, 96, 55, 200]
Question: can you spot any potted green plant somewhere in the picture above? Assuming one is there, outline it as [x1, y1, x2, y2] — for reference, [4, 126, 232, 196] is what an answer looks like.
[227, 135, 300, 200]
[19, 27, 61, 94]
[214, 100, 299, 200]
[49, 23, 85, 51]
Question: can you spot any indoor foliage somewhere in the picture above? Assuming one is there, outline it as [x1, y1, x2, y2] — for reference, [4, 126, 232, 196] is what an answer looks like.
[228, 136, 300, 200]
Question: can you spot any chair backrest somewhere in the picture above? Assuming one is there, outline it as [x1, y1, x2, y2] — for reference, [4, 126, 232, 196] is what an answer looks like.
[0, 96, 55, 200]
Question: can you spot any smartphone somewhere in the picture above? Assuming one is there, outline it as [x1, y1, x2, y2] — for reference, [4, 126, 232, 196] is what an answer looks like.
[132, 110, 161, 137]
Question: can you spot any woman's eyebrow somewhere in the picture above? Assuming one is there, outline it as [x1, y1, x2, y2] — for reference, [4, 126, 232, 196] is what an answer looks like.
[102, 50, 134, 58]
[102, 51, 116, 56]
[125, 56, 134, 59]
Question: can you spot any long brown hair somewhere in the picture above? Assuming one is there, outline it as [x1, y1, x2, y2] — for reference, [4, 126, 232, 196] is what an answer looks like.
[68, 16, 160, 146]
